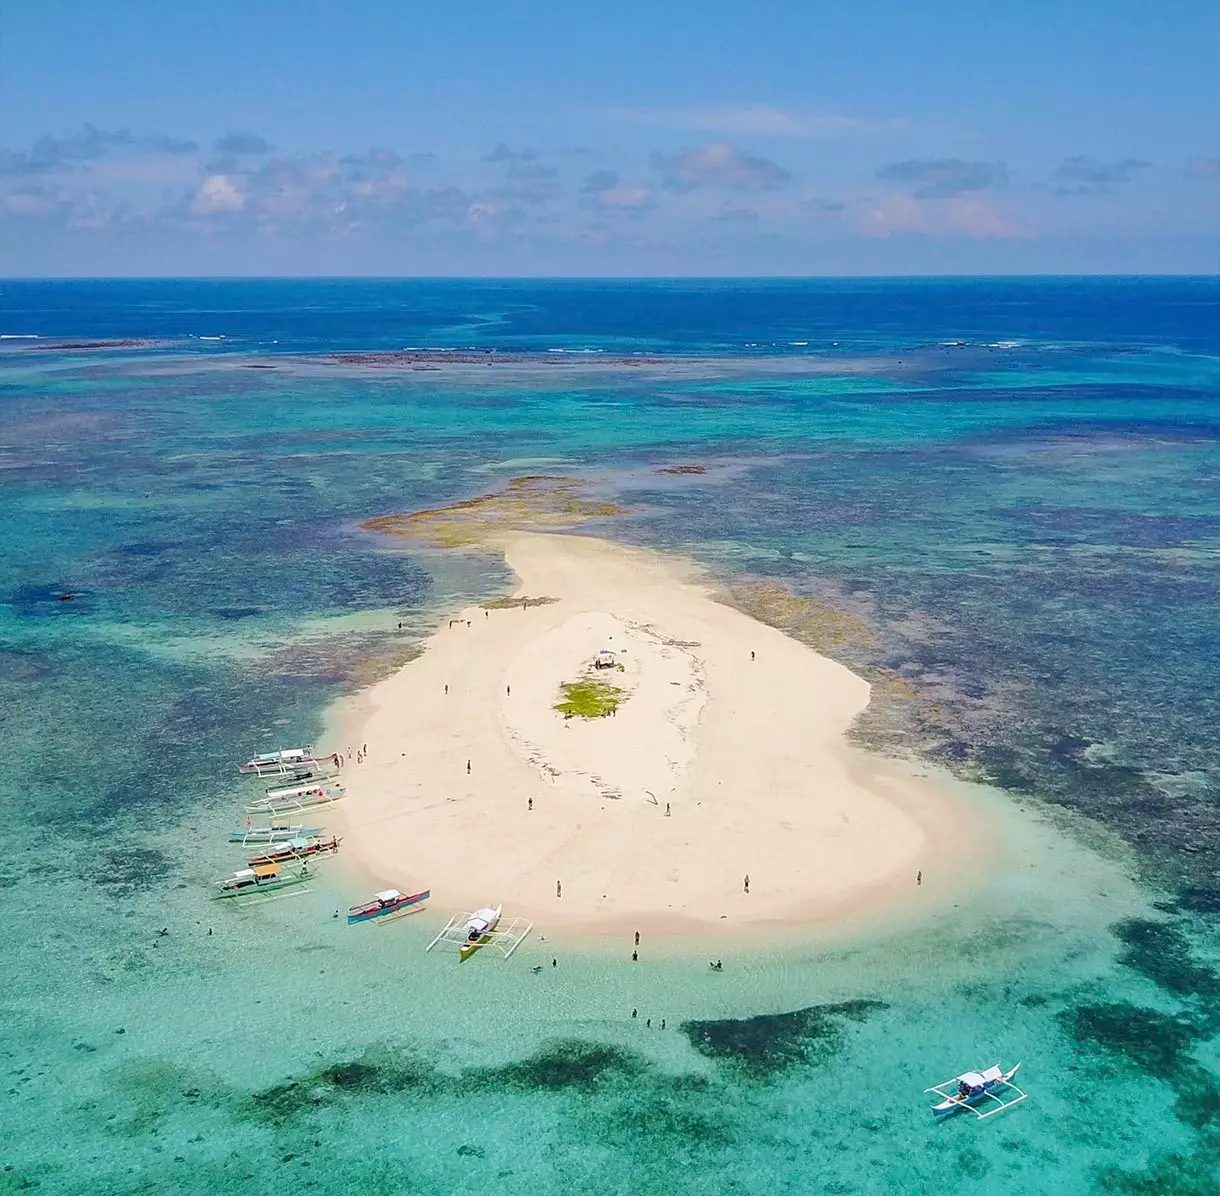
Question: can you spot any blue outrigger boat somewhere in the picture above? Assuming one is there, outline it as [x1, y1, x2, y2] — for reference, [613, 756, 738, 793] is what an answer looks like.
[925, 1063, 1026, 1120]
[348, 888, 430, 924]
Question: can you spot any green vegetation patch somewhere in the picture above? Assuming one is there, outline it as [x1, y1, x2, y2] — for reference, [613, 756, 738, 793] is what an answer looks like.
[481, 595, 558, 610]
[554, 677, 624, 719]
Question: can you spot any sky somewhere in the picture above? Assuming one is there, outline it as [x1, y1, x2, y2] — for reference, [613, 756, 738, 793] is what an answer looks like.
[1, 1, 1217, 276]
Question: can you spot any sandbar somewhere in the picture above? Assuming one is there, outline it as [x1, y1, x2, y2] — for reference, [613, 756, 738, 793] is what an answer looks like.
[330, 534, 984, 935]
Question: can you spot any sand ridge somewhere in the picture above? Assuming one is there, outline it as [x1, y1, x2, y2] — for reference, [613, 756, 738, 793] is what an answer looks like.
[330, 533, 980, 935]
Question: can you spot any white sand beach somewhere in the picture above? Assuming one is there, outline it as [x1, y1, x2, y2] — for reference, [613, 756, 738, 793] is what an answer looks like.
[330, 534, 984, 935]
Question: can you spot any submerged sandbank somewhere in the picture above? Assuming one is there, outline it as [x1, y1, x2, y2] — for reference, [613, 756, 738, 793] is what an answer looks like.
[330, 533, 988, 935]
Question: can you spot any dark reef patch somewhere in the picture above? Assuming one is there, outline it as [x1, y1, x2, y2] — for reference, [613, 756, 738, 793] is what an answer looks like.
[244, 1048, 441, 1126]
[1112, 919, 1220, 1004]
[681, 999, 887, 1079]
[1097, 1146, 1220, 1195]
[210, 606, 265, 620]
[464, 1040, 646, 1093]
[1060, 1003, 1197, 1075]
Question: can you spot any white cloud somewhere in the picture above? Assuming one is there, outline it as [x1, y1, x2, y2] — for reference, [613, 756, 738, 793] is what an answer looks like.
[605, 105, 906, 138]
[599, 182, 652, 208]
[192, 174, 246, 214]
[651, 141, 791, 191]
[859, 192, 1026, 239]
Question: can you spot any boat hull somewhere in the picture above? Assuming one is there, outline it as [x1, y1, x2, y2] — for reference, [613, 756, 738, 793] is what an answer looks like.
[347, 888, 430, 923]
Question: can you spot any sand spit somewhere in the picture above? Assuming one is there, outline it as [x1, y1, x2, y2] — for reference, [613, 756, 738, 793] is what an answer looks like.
[331, 534, 983, 936]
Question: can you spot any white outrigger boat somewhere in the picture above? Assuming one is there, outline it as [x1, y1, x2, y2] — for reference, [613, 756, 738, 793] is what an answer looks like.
[245, 782, 345, 816]
[427, 904, 533, 961]
[228, 822, 324, 845]
[925, 1063, 1026, 1120]
[238, 747, 341, 778]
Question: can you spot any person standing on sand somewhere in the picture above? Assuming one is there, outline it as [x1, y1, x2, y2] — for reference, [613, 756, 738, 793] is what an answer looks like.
[507, 685, 511, 697]
[665, 802, 671, 817]
[751, 650, 755, 661]
[444, 684, 448, 695]
[744, 874, 750, 893]
[917, 870, 922, 886]
[634, 930, 640, 946]
[466, 759, 471, 775]
[556, 880, 562, 898]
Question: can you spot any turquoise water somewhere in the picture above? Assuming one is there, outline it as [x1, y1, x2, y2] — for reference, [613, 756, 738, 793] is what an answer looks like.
[2, 278, 1219, 1193]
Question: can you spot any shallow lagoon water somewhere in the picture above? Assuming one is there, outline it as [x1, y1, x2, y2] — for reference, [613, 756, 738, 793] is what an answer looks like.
[2, 278, 1219, 1193]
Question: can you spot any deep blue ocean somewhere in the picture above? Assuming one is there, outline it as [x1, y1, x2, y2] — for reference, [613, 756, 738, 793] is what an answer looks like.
[2, 277, 1219, 1195]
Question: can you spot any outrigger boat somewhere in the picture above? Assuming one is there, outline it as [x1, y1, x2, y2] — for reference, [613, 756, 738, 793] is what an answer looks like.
[426, 904, 532, 961]
[245, 783, 345, 816]
[347, 888, 431, 924]
[214, 861, 312, 899]
[228, 823, 324, 845]
[239, 747, 342, 778]
[264, 774, 340, 801]
[925, 1063, 1027, 1120]
[246, 835, 341, 867]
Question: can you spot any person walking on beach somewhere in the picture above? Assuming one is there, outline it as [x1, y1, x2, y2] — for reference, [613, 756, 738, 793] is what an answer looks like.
[556, 879, 562, 898]
[751, 650, 755, 661]
[744, 874, 750, 894]
[634, 930, 640, 946]
[466, 759, 471, 775]
[528, 797, 533, 811]
[506, 684, 511, 697]
[444, 684, 448, 695]
[665, 802, 671, 817]
[917, 870, 922, 886]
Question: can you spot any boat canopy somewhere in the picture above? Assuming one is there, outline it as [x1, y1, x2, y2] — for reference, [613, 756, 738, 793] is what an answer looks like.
[376, 889, 402, 902]
[253, 864, 280, 877]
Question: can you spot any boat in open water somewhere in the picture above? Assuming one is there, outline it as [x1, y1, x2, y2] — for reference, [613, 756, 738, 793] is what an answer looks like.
[347, 888, 430, 923]
[246, 835, 341, 867]
[925, 1063, 1027, 1120]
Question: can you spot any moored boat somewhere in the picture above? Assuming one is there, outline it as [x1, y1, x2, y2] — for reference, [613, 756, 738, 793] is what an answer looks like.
[246, 835, 341, 867]
[264, 774, 341, 802]
[239, 747, 342, 777]
[214, 861, 312, 898]
[245, 783, 345, 815]
[926, 1063, 1026, 1119]
[228, 823, 324, 845]
[459, 904, 502, 960]
[347, 888, 431, 923]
